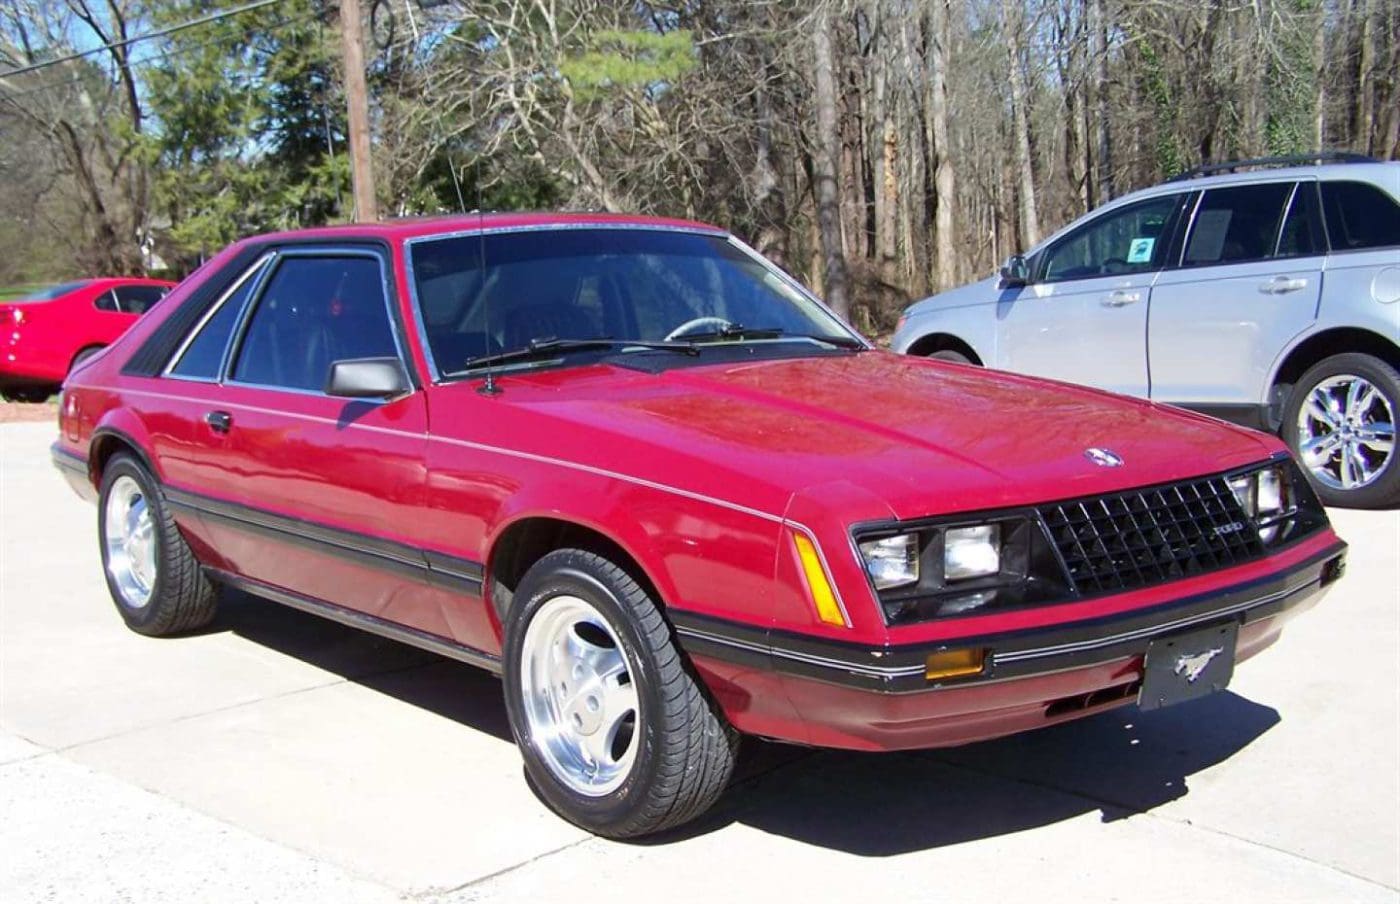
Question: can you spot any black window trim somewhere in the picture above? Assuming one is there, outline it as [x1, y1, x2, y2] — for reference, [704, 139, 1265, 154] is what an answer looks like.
[1317, 178, 1400, 256]
[221, 245, 415, 400]
[1174, 179, 1302, 271]
[162, 253, 276, 384]
[1032, 192, 1191, 285]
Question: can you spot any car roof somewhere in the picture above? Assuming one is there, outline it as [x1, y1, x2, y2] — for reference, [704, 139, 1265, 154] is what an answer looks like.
[1032, 161, 1399, 253]
[248, 211, 727, 247]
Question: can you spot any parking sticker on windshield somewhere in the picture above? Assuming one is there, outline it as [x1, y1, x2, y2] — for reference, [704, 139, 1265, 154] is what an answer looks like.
[1127, 237, 1155, 264]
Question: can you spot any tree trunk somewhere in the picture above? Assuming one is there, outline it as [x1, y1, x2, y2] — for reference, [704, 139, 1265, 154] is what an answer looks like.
[1089, 0, 1113, 202]
[1003, 0, 1039, 250]
[927, 0, 957, 290]
[813, 3, 851, 318]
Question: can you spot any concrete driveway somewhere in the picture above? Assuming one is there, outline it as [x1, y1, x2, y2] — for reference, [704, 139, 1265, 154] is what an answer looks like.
[2, 420, 1397, 903]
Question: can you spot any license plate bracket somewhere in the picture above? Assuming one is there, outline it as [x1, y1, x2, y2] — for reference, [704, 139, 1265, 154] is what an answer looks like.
[1138, 620, 1239, 712]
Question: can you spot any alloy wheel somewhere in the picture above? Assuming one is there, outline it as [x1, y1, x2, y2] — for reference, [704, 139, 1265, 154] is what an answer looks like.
[103, 474, 157, 609]
[1296, 374, 1396, 491]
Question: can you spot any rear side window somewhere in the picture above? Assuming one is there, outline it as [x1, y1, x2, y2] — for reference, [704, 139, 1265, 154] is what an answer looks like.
[1321, 181, 1400, 251]
[1275, 186, 1321, 258]
[114, 285, 167, 314]
[169, 264, 265, 380]
[232, 256, 398, 392]
[93, 290, 120, 312]
[1183, 183, 1293, 266]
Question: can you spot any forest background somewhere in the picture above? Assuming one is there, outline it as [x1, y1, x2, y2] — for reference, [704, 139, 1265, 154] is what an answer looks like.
[3, 0, 1396, 327]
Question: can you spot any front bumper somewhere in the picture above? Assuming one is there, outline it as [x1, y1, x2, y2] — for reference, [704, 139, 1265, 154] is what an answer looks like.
[679, 540, 1345, 750]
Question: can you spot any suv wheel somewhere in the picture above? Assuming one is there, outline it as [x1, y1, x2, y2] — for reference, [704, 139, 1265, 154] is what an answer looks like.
[1282, 353, 1400, 508]
[502, 548, 738, 838]
[98, 453, 219, 634]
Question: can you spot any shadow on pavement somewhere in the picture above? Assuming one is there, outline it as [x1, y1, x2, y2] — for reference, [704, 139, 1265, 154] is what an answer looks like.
[208, 588, 1279, 855]
[208, 588, 513, 743]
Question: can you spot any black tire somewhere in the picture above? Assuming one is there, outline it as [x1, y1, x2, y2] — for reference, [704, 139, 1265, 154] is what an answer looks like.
[2, 387, 51, 403]
[1281, 352, 1400, 509]
[501, 548, 738, 838]
[69, 346, 102, 373]
[928, 348, 972, 364]
[97, 453, 218, 635]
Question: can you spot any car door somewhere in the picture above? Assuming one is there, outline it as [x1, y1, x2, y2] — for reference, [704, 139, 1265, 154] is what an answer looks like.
[994, 193, 1188, 398]
[1148, 180, 1324, 415]
[192, 247, 450, 637]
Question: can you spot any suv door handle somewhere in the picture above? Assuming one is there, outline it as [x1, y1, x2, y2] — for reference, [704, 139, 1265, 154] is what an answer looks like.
[1260, 276, 1308, 295]
[1101, 289, 1142, 307]
[205, 410, 232, 434]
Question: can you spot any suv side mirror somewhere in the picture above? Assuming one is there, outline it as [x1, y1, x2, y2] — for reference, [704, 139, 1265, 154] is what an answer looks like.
[998, 255, 1029, 289]
[325, 358, 409, 400]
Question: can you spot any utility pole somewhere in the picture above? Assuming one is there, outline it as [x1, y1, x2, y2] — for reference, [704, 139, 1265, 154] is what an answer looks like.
[338, 0, 377, 222]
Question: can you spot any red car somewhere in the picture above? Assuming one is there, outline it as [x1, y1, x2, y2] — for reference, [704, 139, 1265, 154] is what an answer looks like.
[52, 214, 1346, 838]
[1, 277, 175, 402]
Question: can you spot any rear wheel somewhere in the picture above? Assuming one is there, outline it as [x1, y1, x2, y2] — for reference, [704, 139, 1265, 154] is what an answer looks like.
[98, 453, 218, 635]
[502, 548, 738, 838]
[69, 346, 102, 372]
[1282, 353, 1399, 508]
[927, 349, 972, 364]
[1, 387, 51, 403]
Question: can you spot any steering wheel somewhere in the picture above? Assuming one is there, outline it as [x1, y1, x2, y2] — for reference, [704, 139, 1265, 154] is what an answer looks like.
[664, 316, 733, 341]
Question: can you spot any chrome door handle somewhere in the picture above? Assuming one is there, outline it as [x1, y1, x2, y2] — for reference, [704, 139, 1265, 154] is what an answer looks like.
[1102, 289, 1142, 307]
[205, 410, 232, 434]
[1260, 276, 1308, 295]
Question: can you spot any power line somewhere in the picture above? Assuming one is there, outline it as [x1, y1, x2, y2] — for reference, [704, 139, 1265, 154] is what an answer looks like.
[0, 0, 287, 81]
[0, 9, 320, 101]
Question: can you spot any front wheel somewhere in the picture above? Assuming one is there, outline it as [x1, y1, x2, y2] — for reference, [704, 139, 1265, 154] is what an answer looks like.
[501, 549, 738, 838]
[1282, 352, 1400, 508]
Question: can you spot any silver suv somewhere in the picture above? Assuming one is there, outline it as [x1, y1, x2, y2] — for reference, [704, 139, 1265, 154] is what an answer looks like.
[893, 155, 1400, 508]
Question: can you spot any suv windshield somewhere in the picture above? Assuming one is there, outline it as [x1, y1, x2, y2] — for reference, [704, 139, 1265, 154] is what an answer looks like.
[408, 228, 858, 375]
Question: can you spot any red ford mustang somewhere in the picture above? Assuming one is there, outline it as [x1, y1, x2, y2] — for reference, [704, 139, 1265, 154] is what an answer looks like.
[52, 214, 1346, 837]
[2, 277, 175, 402]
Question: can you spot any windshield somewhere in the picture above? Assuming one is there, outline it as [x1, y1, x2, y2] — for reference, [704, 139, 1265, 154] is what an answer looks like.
[408, 228, 858, 375]
[13, 280, 90, 302]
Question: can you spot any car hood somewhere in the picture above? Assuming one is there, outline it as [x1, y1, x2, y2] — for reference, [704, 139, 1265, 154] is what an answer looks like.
[453, 351, 1278, 522]
[905, 275, 999, 317]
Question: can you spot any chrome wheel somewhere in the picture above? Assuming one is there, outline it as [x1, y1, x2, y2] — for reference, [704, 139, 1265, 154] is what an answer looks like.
[1296, 374, 1395, 491]
[104, 475, 156, 609]
[519, 594, 640, 797]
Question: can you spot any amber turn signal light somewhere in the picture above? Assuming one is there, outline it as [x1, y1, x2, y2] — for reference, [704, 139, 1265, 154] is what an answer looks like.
[925, 647, 986, 681]
[792, 531, 849, 628]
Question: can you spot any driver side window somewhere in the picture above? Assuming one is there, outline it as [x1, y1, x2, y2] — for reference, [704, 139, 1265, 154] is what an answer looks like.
[1040, 196, 1182, 283]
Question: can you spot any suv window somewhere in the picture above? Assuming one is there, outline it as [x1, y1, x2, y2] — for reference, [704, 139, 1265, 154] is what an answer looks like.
[114, 284, 166, 314]
[170, 262, 266, 380]
[1183, 183, 1293, 266]
[1040, 196, 1181, 282]
[1321, 181, 1400, 251]
[1275, 185, 1322, 258]
[232, 255, 398, 392]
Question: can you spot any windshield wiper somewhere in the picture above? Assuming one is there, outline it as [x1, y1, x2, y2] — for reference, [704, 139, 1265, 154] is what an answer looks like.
[680, 323, 866, 350]
[457, 336, 698, 373]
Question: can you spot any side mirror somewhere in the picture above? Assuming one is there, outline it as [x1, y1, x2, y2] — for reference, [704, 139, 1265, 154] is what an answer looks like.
[998, 255, 1029, 289]
[325, 358, 409, 400]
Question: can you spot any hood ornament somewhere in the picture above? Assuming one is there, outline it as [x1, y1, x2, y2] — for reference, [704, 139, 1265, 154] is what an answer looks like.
[1084, 447, 1124, 468]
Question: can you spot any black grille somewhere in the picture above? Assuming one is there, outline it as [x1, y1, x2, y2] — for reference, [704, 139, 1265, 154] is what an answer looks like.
[1038, 474, 1266, 594]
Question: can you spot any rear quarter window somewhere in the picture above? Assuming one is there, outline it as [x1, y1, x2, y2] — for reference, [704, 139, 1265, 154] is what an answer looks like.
[1321, 181, 1400, 251]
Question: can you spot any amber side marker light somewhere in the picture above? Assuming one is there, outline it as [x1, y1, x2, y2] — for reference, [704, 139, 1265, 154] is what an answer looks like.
[792, 532, 849, 628]
[925, 648, 986, 681]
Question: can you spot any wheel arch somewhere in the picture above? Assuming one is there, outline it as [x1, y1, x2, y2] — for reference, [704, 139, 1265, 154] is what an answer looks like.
[485, 513, 671, 626]
[69, 344, 105, 373]
[903, 332, 984, 365]
[88, 422, 159, 490]
[1270, 327, 1400, 400]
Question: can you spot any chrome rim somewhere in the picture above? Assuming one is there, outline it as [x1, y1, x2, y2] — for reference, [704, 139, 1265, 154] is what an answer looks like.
[104, 475, 157, 609]
[519, 594, 640, 797]
[1296, 374, 1395, 491]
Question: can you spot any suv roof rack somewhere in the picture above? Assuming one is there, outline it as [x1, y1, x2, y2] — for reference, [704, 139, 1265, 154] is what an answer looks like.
[1167, 151, 1379, 182]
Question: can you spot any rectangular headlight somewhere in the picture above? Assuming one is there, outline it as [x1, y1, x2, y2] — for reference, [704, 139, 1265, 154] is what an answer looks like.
[857, 533, 919, 590]
[944, 524, 1001, 581]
